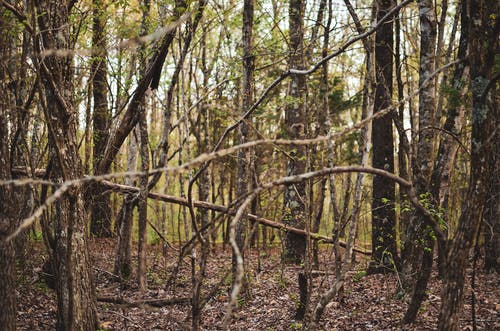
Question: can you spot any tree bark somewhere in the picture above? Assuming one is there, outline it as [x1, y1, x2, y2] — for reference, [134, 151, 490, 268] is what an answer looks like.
[33, 1, 98, 328]
[113, 0, 150, 281]
[484, 139, 499, 273]
[0, 9, 18, 329]
[234, 0, 255, 277]
[402, 0, 438, 322]
[90, 0, 112, 237]
[282, 0, 307, 265]
[430, 0, 468, 277]
[0, 240, 16, 331]
[136, 109, 150, 292]
[369, 0, 398, 273]
[438, 0, 499, 328]
[0, 73, 16, 331]
[95, 0, 187, 176]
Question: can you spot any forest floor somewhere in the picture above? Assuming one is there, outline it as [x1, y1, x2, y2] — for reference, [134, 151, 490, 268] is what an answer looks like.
[16, 238, 499, 330]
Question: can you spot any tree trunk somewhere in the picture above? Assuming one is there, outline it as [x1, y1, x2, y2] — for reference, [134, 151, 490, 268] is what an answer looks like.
[33, 1, 99, 329]
[52, 189, 98, 331]
[0, 9, 18, 329]
[90, 0, 112, 237]
[369, 0, 398, 273]
[438, 0, 499, 328]
[0, 102, 16, 331]
[402, 0, 438, 322]
[136, 109, 150, 292]
[234, 0, 255, 277]
[484, 140, 499, 273]
[282, 0, 307, 265]
[0, 240, 16, 331]
[94, 0, 185, 176]
[113, 0, 150, 281]
[114, 194, 136, 279]
[430, 0, 468, 277]
[343, 0, 375, 276]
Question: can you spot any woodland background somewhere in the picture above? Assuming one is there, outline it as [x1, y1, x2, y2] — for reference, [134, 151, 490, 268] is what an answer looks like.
[0, 0, 498, 330]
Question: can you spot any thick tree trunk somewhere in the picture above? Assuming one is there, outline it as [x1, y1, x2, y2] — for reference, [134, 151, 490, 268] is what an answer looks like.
[52, 189, 98, 331]
[438, 0, 499, 328]
[0, 10, 17, 329]
[0, 119, 17, 331]
[0, 240, 16, 331]
[369, 0, 398, 273]
[34, 1, 98, 328]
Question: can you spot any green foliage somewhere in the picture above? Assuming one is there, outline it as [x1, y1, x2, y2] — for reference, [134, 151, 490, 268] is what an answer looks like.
[146, 269, 162, 285]
[289, 291, 300, 308]
[353, 270, 367, 283]
[441, 82, 465, 109]
[418, 192, 447, 231]
[274, 273, 290, 290]
[36, 279, 50, 293]
[29, 230, 44, 242]
[328, 77, 362, 116]
[237, 296, 246, 307]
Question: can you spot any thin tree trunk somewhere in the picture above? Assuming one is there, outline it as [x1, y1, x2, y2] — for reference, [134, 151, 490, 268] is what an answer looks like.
[309, 0, 328, 269]
[90, 0, 112, 237]
[484, 144, 499, 273]
[310, 175, 360, 328]
[402, 0, 438, 322]
[191, 23, 212, 330]
[321, 0, 341, 279]
[137, 108, 150, 292]
[114, 0, 150, 280]
[343, 0, 375, 274]
[114, 128, 138, 279]
[282, 0, 307, 265]
[394, 0, 410, 257]
[234, 0, 255, 281]
[430, 0, 468, 277]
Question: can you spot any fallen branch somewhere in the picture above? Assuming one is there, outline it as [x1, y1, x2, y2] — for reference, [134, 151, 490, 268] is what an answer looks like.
[100, 180, 372, 255]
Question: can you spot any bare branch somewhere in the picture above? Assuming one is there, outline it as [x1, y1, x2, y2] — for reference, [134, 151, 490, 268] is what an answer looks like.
[100, 180, 371, 254]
